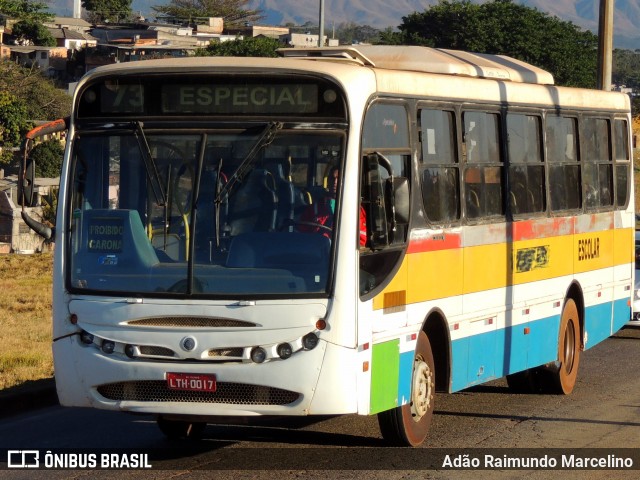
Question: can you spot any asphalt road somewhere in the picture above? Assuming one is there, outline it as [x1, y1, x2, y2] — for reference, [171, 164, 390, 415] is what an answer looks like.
[1, 325, 639, 479]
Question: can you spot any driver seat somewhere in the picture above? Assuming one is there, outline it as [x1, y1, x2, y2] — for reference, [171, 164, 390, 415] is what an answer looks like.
[227, 169, 278, 236]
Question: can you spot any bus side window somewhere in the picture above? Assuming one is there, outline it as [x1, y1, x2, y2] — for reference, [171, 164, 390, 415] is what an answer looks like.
[614, 118, 630, 208]
[360, 102, 411, 297]
[506, 113, 545, 216]
[462, 111, 503, 219]
[419, 108, 460, 223]
[582, 117, 613, 210]
[546, 115, 581, 211]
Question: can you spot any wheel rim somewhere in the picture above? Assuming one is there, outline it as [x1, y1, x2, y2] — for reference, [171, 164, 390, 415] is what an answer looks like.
[411, 355, 433, 421]
[563, 318, 576, 374]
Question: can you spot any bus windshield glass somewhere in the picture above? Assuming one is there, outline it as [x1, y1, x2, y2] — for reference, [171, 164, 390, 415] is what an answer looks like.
[68, 126, 345, 297]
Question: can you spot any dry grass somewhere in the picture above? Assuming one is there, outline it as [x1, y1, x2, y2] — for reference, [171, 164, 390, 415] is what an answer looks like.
[0, 253, 53, 390]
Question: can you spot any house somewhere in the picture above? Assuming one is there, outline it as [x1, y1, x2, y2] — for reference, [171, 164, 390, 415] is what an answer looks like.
[0, 174, 56, 254]
[281, 32, 338, 47]
[8, 46, 68, 76]
[44, 17, 92, 34]
[47, 27, 97, 51]
[225, 24, 290, 39]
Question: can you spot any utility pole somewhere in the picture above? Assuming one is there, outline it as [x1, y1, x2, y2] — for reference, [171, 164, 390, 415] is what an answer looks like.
[597, 0, 614, 91]
[318, 0, 325, 47]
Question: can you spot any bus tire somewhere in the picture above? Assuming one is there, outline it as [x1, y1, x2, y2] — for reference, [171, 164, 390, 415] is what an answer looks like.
[377, 330, 435, 447]
[550, 298, 581, 394]
[157, 416, 206, 440]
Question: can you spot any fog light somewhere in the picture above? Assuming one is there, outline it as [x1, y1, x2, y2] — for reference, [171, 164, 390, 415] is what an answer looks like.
[80, 330, 94, 345]
[102, 340, 115, 354]
[302, 332, 319, 350]
[124, 344, 136, 358]
[250, 347, 267, 363]
[277, 343, 293, 359]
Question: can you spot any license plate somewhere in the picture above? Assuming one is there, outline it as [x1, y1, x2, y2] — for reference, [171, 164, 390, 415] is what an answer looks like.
[166, 372, 217, 392]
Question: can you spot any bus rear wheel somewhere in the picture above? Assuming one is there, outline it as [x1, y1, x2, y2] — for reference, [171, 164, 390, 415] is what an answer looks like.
[548, 298, 581, 394]
[507, 299, 581, 395]
[157, 416, 206, 440]
[377, 331, 435, 447]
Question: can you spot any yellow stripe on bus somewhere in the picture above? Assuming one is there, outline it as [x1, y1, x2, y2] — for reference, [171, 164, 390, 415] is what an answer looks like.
[372, 228, 634, 310]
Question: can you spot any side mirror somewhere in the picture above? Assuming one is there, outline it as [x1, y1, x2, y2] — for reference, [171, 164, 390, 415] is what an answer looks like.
[388, 176, 410, 225]
[19, 118, 68, 239]
[19, 156, 36, 207]
[362, 152, 411, 249]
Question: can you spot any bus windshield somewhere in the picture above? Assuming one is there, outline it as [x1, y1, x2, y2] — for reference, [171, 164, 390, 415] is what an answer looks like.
[68, 125, 345, 297]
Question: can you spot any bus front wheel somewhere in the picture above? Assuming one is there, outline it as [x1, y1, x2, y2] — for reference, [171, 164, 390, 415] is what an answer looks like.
[377, 331, 435, 447]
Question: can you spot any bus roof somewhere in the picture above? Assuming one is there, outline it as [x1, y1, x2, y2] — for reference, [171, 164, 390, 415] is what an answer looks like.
[277, 46, 555, 86]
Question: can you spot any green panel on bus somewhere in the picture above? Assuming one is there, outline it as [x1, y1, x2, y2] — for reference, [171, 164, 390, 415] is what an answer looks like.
[370, 339, 400, 414]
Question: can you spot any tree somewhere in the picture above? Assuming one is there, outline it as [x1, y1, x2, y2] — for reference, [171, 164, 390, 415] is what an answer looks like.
[0, 0, 53, 23]
[196, 36, 280, 57]
[81, 0, 133, 24]
[0, 91, 30, 147]
[388, 0, 598, 88]
[153, 0, 264, 28]
[0, 90, 32, 165]
[0, 60, 71, 166]
[11, 19, 56, 46]
[0, 60, 72, 121]
[333, 22, 381, 45]
[30, 139, 63, 178]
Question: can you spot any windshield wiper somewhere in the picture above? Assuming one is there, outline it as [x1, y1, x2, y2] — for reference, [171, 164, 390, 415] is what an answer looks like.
[134, 121, 167, 206]
[214, 121, 282, 205]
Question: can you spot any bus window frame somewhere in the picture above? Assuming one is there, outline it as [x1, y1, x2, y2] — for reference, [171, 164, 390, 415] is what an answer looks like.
[544, 112, 582, 216]
[359, 98, 413, 300]
[460, 106, 505, 224]
[580, 114, 614, 213]
[504, 109, 547, 220]
[417, 102, 461, 226]
[613, 116, 631, 211]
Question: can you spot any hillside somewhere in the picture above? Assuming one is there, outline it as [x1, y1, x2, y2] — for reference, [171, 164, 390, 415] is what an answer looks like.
[52, 0, 640, 50]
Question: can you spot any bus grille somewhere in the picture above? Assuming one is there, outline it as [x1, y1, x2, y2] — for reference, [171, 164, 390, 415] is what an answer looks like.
[139, 346, 176, 357]
[127, 317, 256, 328]
[96, 381, 300, 405]
[207, 348, 244, 358]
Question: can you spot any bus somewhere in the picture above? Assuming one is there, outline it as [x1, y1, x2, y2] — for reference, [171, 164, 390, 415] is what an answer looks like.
[21, 45, 634, 446]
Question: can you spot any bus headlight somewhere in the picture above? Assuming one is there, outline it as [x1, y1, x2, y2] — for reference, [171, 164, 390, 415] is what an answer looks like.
[80, 330, 94, 345]
[277, 343, 293, 359]
[101, 340, 115, 354]
[302, 333, 319, 350]
[124, 344, 136, 358]
[250, 347, 267, 363]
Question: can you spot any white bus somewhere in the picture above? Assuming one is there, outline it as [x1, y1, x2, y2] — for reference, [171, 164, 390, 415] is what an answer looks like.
[22, 46, 634, 446]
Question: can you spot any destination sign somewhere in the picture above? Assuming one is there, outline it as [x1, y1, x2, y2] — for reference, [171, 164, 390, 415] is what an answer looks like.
[161, 84, 319, 114]
[100, 84, 144, 113]
[79, 77, 344, 118]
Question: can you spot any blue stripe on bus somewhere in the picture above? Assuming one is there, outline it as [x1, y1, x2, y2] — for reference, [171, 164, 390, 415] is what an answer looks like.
[612, 298, 631, 334]
[585, 297, 630, 348]
[398, 350, 413, 406]
[449, 299, 628, 392]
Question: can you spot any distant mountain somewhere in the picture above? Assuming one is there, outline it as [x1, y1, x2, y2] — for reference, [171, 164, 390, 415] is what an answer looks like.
[50, 0, 640, 50]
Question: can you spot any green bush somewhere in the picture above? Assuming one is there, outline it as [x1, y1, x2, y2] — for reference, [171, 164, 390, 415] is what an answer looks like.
[30, 139, 64, 178]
